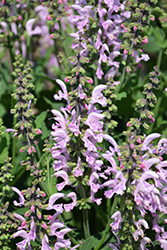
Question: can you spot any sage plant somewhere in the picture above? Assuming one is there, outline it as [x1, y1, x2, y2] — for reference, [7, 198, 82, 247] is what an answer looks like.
[1, 0, 167, 250]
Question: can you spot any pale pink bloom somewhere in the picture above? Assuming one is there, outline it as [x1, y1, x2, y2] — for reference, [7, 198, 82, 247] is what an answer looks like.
[13, 213, 27, 230]
[135, 219, 149, 230]
[42, 234, 52, 250]
[141, 133, 161, 153]
[91, 85, 107, 106]
[83, 129, 98, 152]
[51, 109, 66, 129]
[12, 220, 36, 249]
[26, 19, 42, 36]
[73, 156, 84, 177]
[102, 19, 113, 30]
[54, 79, 68, 101]
[85, 112, 104, 132]
[35, 5, 49, 21]
[53, 155, 68, 172]
[54, 170, 71, 191]
[47, 193, 64, 213]
[52, 129, 70, 149]
[12, 187, 25, 207]
[64, 192, 77, 212]
[139, 237, 151, 250]
[160, 239, 167, 249]
[104, 171, 126, 198]
[103, 134, 119, 155]
[110, 211, 122, 231]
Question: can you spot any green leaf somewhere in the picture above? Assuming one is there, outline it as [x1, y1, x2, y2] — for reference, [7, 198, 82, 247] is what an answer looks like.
[0, 147, 8, 163]
[0, 104, 6, 118]
[80, 236, 95, 250]
[43, 96, 64, 110]
[117, 92, 127, 101]
[92, 231, 117, 250]
[0, 127, 10, 163]
[34, 111, 47, 129]
[151, 27, 167, 49]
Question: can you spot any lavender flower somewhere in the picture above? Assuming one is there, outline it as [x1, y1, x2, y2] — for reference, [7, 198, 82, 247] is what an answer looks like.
[12, 220, 36, 250]
[54, 79, 68, 101]
[90, 85, 107, 106]
[103, 171, 126, 199]
[110, 211, 122, 231]
[12, 187, 25, 207]
[47, 193, 64, 213]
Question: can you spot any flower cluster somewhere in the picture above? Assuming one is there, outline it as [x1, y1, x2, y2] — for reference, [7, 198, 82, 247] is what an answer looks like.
[2, 0, 167, 250]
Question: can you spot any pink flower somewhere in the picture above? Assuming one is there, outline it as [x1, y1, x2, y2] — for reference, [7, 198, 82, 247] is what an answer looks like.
[12, 220, 36, 249]
[73, 157, 84, 177]
[36, 129, 42, 134]
[47, 193, 64, 213]
[12, 187, 25, 207]
[150, 16, 155, 21]
[104, 171, 126, 198]
[54, 79, 68, 101]
[126, 66, 130, 73]
[50, 222, 71, 238]
[85, 112, 104, 132]
[42, 235, 52, 250]
[64, 77, 69, 83]
[64, 192, 77, 212]
[134, 25, 137, 31]
[54, 170, 71, 191]
[140, 237, 151, 250]
[42, 222, 47, 229]
[123, 49, 128, 55]
[110, 211, 122, 231]
[88, 78, 93, 84]
[143, 37, 148, 44]
[26, 19, 42, 36]
[91, 85, 107, 106]
[46, 15, 52, 20]
[50, 34, 54, 38]
[83, 129, 98, 152]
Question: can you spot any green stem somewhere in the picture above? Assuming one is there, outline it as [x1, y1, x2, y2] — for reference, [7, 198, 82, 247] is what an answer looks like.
[82, 207, 91, 239]
[47, 157, 52, 195]
[25, 36, 30, 63]
[116, 62, 127, 94]
[94, 196, 118, 250]
[147, 48, 164, 134]
[7, 36, 15, 71]
[157, 48, 163, 69]
[116, 36, 136, 94]
[79, 182, 91, 239]
[0, 60, 8, 86]
[58, 20, 71, 63]
[11, 167, 25, 185]
[11, 133, 16, 169]
[8, 35, 16, 167]
[34, 73, 59, 83]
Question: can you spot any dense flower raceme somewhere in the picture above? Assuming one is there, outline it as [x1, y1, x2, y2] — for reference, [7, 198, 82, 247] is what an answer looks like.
[105, 132, 167, 249]
[68, 0, 151, 81]
[11, 186, 79, 250]
[51, 78, 167, 249]
[51, 79, 109, 205]
[68, 0, 131, 80]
